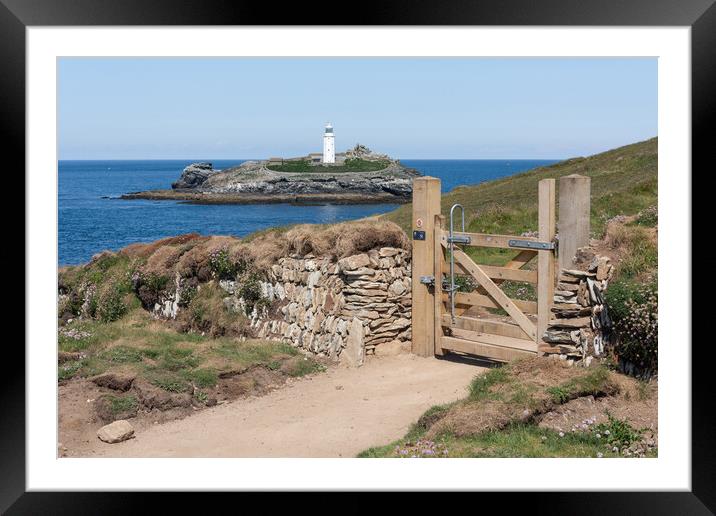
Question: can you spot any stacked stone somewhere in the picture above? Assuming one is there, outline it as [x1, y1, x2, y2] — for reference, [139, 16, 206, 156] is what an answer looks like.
[338, 247, 412, 355]
[543, 251, 614, 362]
[236, 247, 411, 362]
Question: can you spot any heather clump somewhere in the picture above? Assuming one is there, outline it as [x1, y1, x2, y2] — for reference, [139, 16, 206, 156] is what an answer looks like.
[605, 278, 658, 376]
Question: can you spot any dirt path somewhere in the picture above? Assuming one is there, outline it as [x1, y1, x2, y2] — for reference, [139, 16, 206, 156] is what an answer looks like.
[85, 354, 485, 458]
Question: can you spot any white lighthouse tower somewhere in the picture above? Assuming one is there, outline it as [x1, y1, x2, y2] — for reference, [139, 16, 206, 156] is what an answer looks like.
[322, 123, 335, 164]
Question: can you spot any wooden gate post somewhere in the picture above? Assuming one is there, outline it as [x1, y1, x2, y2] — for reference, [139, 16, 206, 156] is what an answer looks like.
[537, 178, 556, 354]
[558, 174, 591, 272]
[411, 176, 441, 357]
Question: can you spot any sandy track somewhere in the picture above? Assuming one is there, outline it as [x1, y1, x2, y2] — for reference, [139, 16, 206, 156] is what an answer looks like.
[89, 354, 485, 458]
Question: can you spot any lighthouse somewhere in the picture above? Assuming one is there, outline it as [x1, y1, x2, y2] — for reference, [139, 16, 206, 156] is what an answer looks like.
[322, 123, 335, 164]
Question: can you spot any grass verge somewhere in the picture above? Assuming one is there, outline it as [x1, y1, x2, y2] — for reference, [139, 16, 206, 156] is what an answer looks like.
[358, 357, 655, 458]
[58, 309, 324, 397]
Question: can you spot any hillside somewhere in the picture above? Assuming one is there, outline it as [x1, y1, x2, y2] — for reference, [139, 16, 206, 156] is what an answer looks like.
[383, 137, 657, 239]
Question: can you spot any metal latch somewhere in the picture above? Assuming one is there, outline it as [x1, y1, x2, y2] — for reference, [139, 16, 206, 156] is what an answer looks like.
[508, 239, 556, 251]
[447, 235, 471, 244]
[419, 275, 435, 286]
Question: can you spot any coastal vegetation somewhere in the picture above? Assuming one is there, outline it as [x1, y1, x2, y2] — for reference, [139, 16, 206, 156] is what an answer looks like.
[358, 357, 657, 458]
[59, 308, 324, 388]
[266, 157, 391, 173]
[57, 220, 410, 391]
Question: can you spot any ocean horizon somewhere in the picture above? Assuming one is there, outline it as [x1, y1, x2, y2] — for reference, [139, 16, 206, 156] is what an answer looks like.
[58, 158, 558, 265]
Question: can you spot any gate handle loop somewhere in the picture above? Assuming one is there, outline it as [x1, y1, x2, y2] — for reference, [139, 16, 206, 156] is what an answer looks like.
[448, 204, 466, 322]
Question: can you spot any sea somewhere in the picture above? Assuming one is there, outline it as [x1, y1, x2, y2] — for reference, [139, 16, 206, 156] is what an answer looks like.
[58, 159, 557, 265]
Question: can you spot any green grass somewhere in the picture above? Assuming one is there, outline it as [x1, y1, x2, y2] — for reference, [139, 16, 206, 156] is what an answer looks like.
[101, 345, 145, 364]
[282, 357, 327, 377]
[358, 423, 651, 458]
[57, 309, 324, 391]
[614, 227, 658, 281]
[186, 367, 219, 388]
[357, 361, 634, 458]
[267, 158, 391, 173]
[468, 367, 509, 401]
[102, 394, 139, 415]
[383, 137, 658, 267]
[547, 367, 611, 404]
[145, 370, 191, 393]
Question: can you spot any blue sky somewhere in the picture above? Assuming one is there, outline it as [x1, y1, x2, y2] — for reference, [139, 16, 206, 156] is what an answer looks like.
[58, 57, 657, 160]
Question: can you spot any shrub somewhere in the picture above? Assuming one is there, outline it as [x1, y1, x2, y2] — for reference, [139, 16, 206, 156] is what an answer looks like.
[86, 292, 99, 319]
[96, 284, 128, 322]
[593, 413, 642, 449]
[605, 278, 658, 374]
[178, 284, 197, 307]
[237, 271, 263, 315]
[134, 272, 170, 308]
[631, 205, 657, 227]
[181, 282, 252, 338]
[209, 248, 239, 280]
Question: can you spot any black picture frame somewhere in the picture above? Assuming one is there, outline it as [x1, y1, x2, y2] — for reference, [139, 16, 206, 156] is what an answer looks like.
[3, 0, 711, 512]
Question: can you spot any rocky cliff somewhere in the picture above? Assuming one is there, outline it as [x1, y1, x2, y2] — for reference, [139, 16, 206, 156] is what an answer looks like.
[171, 162, 216, 189]
[122, 155, 421, 205]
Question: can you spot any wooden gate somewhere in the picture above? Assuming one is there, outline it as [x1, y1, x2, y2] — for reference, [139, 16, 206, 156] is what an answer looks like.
[411, 177, 557, 362]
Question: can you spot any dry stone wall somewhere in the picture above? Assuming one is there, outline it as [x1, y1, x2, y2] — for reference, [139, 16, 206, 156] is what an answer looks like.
[543, 248, 614, 365]
[220, 247, 412, 365]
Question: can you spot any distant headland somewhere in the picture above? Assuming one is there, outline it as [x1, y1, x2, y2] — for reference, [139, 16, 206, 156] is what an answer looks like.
[121, 124, 422, 205]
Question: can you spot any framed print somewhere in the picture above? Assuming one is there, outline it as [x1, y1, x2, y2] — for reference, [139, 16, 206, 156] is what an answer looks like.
[4, 0, 713, 512]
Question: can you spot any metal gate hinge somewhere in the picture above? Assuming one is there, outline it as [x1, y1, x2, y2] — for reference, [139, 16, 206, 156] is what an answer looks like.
[508, 239, 557, 251]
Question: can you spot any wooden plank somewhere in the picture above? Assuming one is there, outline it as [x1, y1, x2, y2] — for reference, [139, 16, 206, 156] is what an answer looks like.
[492, 250, 538, 287]
[439, 241, 537, 283]
[502, 249, 537, 269]
[478, 264, 537, 283]
[538, 178, 557, 354]
[451, 261, 536, 284]
[445, 291, 538, 315]
[410, 176, 441, 357]
[441, 336, 536, 362]
[448, 327, 537, 352]
[434, 214, 446, 356]
[440, 229, 540, 249]
[452, 249, 538, 340]
[442, 313, 532, 341]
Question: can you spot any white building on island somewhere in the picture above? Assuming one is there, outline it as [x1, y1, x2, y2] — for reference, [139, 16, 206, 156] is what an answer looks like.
[322, 123, 335, 164]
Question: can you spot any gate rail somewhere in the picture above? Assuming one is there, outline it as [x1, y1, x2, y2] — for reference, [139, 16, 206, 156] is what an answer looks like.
[411, 177, 560, 362]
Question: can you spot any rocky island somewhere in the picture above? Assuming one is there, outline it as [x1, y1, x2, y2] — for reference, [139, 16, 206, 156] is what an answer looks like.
[121, 144, 422, 205]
